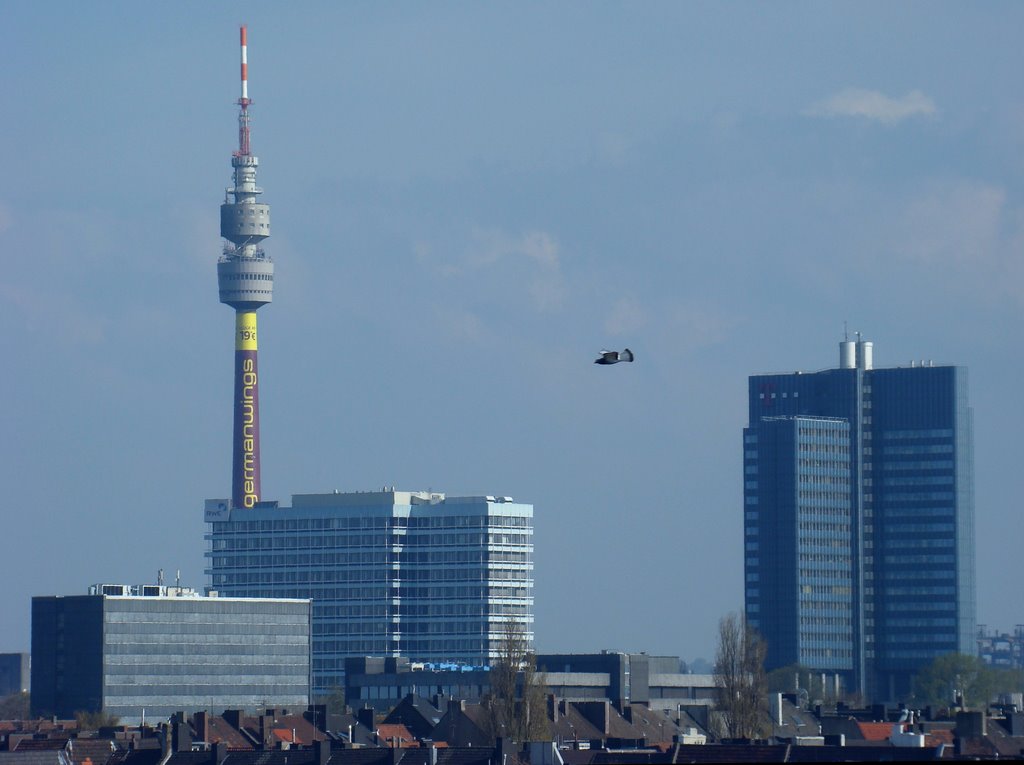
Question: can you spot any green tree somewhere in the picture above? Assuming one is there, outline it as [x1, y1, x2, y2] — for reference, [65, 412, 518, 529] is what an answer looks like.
[323, 686, 347, 716]
[484, 618, 550, 743]
[74, 709, 121, 729]
[713, 613, 770, 740]
[990, 667, 1024, 699]
[912, 653, 995, 709]
[0, 692, 30, 720]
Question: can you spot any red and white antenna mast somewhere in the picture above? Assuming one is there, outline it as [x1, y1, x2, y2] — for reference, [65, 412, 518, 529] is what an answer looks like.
[237, 25, 251, 156]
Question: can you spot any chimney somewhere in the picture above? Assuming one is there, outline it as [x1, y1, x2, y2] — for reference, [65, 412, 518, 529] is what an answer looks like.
[496, 737, 514, 764]
[1008, 712, 1024, 737]
[172, 720, 192, 753]
[259, 715, 274, 748]
[305, 704, 328, 733]
[159, 723, 170, 759]
[356, 705, 375, 732]
[314, 738, 331, 765]
[955, 711, 987, 739]
[196, 711, 210, 743]
[222, 710, 244, 732]
[212, 742, 228, 765]
[432, 693, 448, 715]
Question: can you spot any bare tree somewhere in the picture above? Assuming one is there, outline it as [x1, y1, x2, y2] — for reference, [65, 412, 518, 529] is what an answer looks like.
[713, 612, 770, 740]
[484, 618, 550, 743]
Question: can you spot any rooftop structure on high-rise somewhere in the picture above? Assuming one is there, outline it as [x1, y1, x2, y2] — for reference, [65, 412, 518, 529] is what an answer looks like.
[743, 335, 976, 702]
[218, 25, 273, 511]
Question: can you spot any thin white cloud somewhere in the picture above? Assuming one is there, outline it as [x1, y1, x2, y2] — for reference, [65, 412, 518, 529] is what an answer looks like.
[434, 306, 488, 343]
[604, 296, 648, 337]
[896, 182, 1005, 264]
[0, 282, 107, 345]
[804, 88, 936, 125]
[883, 179, 1024, 305]
[461, 228, 567, 311]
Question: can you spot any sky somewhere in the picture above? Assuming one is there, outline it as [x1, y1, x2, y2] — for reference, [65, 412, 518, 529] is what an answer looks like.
[2, 2, 1023, 664]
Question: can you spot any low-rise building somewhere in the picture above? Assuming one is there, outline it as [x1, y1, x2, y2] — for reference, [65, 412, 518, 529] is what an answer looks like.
[31, 584, 311, 722]
[0, 653, 30, 696]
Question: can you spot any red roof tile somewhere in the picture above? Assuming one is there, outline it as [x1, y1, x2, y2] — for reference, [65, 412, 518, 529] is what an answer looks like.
[856, 721, 895, 741]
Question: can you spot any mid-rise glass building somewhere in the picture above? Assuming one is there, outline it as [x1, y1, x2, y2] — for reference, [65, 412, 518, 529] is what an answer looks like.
[31, 585, 310, 722]
[744, 416, 854, 676]
[204, 489, 534, 698]
[743, 338, 975, 701]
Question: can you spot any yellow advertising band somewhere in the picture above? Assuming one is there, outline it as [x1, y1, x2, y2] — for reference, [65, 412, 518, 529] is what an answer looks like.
[235, 311, 258, 351]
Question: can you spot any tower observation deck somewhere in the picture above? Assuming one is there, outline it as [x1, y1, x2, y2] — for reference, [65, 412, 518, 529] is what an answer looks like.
[218, 25, 273, 509]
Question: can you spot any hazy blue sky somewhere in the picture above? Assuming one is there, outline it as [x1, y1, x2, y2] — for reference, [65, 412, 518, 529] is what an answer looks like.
[3, 3, 1023, 663]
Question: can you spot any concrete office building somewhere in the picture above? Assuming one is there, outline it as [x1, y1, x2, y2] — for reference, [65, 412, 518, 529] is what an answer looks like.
[536, 652, 717, 711]
[205, 489, 533, 698]
[343, 652, 715, 713]
[31, 584, 310, 722]
[0, 653, 30, 696]
[743, 336, 976, 701]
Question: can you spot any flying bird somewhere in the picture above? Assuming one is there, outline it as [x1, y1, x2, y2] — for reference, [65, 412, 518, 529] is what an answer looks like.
[594, 348, 635, 365]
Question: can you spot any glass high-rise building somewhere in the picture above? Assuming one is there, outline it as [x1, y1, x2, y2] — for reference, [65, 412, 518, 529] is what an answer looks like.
[204, 489, 534, 698]
[743, 337, 975, 701]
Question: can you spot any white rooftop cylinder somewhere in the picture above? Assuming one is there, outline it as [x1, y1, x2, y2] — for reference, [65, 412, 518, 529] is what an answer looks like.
[839, 341, 856, 369]
[856, 341, 873, 371]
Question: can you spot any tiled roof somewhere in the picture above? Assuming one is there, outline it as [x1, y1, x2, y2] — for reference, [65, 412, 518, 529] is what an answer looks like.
[108, 750, 163, 765]
[855, 721, 895, 741]
[623, 705, 688, 744]
[67, 737, 119, 765]
[550, 704, 603, 745]
[237, 752, 320, 765]
[786, 744, 946, 762]
[203, 717, 255, 751]
[585, 751, 673, 764]
[374, 724, 415, 747]
[976, 717, 1024, 758]
[0, 753, 67, 765]
[238, 715, 325, 747]
[668, 745, 792, 763]
[0, 723, 77, 736]
[382, 697, 443, 740]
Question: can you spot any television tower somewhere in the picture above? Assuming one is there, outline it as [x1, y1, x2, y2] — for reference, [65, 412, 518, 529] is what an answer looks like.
[218, 25, 273, 509]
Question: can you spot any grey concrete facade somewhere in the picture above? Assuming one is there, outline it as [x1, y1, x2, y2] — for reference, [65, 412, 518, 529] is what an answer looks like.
[31, 587, 310, 722]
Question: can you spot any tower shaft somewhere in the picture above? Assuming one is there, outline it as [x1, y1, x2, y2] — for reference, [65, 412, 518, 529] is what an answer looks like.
[219, 25, 273, 509]
[232, 311, 261, 508]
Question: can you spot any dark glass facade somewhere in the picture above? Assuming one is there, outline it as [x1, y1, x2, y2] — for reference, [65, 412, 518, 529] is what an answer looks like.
[743, 342, 975, 701]
[744, 417, 854, 675]
[31, 593, 310, 722]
